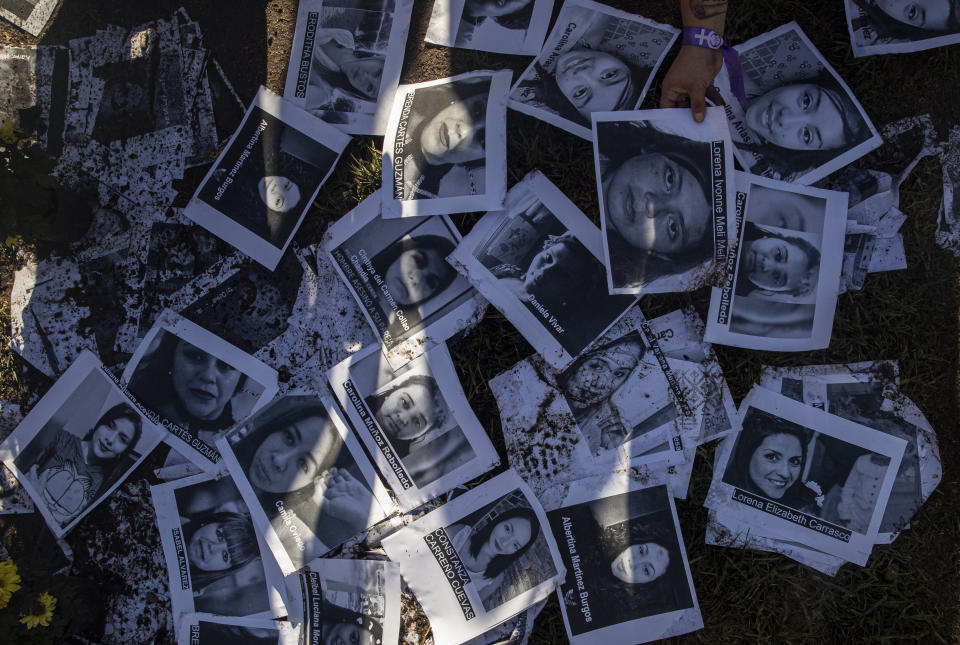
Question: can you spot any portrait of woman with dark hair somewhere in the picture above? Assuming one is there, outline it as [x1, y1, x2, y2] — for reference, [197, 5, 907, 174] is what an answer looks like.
[127, 331, 247, 445]
[596, 121, 715, 291]
[397, 79, 491, 201]
[729, 70, 873, 181]
[363, 371, 474, 486]
[514, 48, 650, 129]
[197, 111, 340, 248]
[721, 408, 818, 511]
[848, 0, 960, 46]
[555, 491, 693, 634]
[746, 185, 827, 236]
[557, 334, 647, 454]
[446, 503, 542, 607]
[317, 602, 384, 645]
[734, 221, 822, 304]
[16, 401, 144, 526]
[230, 399, 379, 567]
[446, 0, 538, 50]
[369, 235, 459, 310]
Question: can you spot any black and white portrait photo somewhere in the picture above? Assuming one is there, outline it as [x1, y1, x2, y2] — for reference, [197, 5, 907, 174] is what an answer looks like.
[382, 70, 510, 218]
[708, 386, 908, 564]
[177, 614, 301, 645]
[546, 484, 699, 642]
[122, 310, 278, 473]
[286, 558, 401, 645]
[593, 110, 734, 294]
[0, 351, 162, 537]
[217, 394, 393, 575]
[284, 0, 413, 135]
[715, 22, 881, 184]
[507, 0, 677, 139]
[382, 472, 564, 644]
[328, 342, 498, 510]
[706, 173, 847, 351]
[187, 87, 350, 270]
[425, 0, 554, 55]
[152, 474, 285, 622]
[845, 0, 960, 56]
[326, 193, 481, 368]
[452, 171, 636, 370]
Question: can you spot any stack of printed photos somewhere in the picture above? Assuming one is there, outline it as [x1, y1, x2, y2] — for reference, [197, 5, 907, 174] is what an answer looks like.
[705, 362, 941, 575]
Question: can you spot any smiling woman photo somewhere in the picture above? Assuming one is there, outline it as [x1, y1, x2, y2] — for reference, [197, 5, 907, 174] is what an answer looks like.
[722, 408, 818, 510]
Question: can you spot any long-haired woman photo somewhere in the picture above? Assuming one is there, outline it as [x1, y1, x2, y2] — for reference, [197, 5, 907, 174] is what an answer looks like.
[732, 71, 873, 181]
[369, 235, 459, 310]
[398, 79, 490, 201]
[734, 221, 822, 304]
[318, 602, 384, 645]
[17, 402, 144, 526]
[849, 0, 960, 45]
[722, 408, 818, 510]
[127, 332, 246, 443]
[596, 121, 715, 290]
[231, 399, 378, 567]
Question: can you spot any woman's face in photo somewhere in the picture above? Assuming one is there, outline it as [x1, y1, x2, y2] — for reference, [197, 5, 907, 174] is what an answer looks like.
[464, 0, 532, 18]
[748, 433, 803, 499]
[171, 340, 242, 421]
[876, 0, 954, 30]
[324, 622, 372, 645]
[188, 522, 233, 572]
[385, 246, 450, 306]
[90, 417, 137, 459]
[420, 94, 486, 165]
[523, 242, 572, 290]
[249, 414, 336, 493]
[375, 382, 441, 441]
[258, 176, 301, 214]
[610, 542, 670, 584]
[341, 55, 384, 100]
[745, 84, 845, 151]
[487, 516, 533, 556]
[563, 343, 643, 406]
[555, 49, 632, 117]
[744, 236, 814, 293]
[748, 187, 824, 234]
[603, 152, 710, 257]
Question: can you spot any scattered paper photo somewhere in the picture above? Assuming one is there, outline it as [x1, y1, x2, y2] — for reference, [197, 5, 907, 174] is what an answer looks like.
[844, 0, 960, 56]
[507, 0, 678, 140]
[425, 0, 555, 55]
[186, 86, 351, 269]
[382, 70, 510, 218]
[176, 614, 300, 645]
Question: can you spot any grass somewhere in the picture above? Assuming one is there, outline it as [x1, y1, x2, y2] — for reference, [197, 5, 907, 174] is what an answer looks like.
[2, 0, 960, 643]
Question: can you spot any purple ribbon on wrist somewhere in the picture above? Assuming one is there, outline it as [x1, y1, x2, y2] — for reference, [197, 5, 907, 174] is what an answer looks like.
[682, 26, 746, 101]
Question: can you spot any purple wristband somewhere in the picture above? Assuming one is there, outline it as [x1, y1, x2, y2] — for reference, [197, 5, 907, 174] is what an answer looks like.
[682, 26, 746, 101]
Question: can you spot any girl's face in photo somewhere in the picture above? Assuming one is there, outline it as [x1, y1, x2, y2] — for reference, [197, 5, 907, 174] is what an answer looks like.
[324, 622, 373, 645]
[610, 542, 670, 584]
[341, 55, 384, 100]
[464, 0, 532, 18]
[385, 246, 450, 306]
[249, 414, 335, 493]
[420, 94, 486, 165]
[90, 417, 137, 459]
[748, 433, 803, 499]
[876, 0, 954, 30]
[554, 49, 632, 117]
[258, 176, 301, 214]
[188, 521, 233, 571]
[744, 236, 814, 293]
[487, 516, 533, 556]
[375, 383, 440, 441]
[523, 242, 572, 290]
[603, 152, 710, 257]
[748, 187, 824, 234]
[563, 343, 643, 406]
[171, 340, 242, 421]
[745, 84, 845, 151]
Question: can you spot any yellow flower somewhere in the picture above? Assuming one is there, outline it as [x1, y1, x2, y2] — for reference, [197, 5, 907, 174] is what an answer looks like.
[0, 559, 21, 609]
[19, 591, 56, 629]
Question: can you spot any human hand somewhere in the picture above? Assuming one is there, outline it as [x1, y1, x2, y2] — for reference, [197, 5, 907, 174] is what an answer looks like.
[320, 467, 371, 525]
[659, 45, 723, 123]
